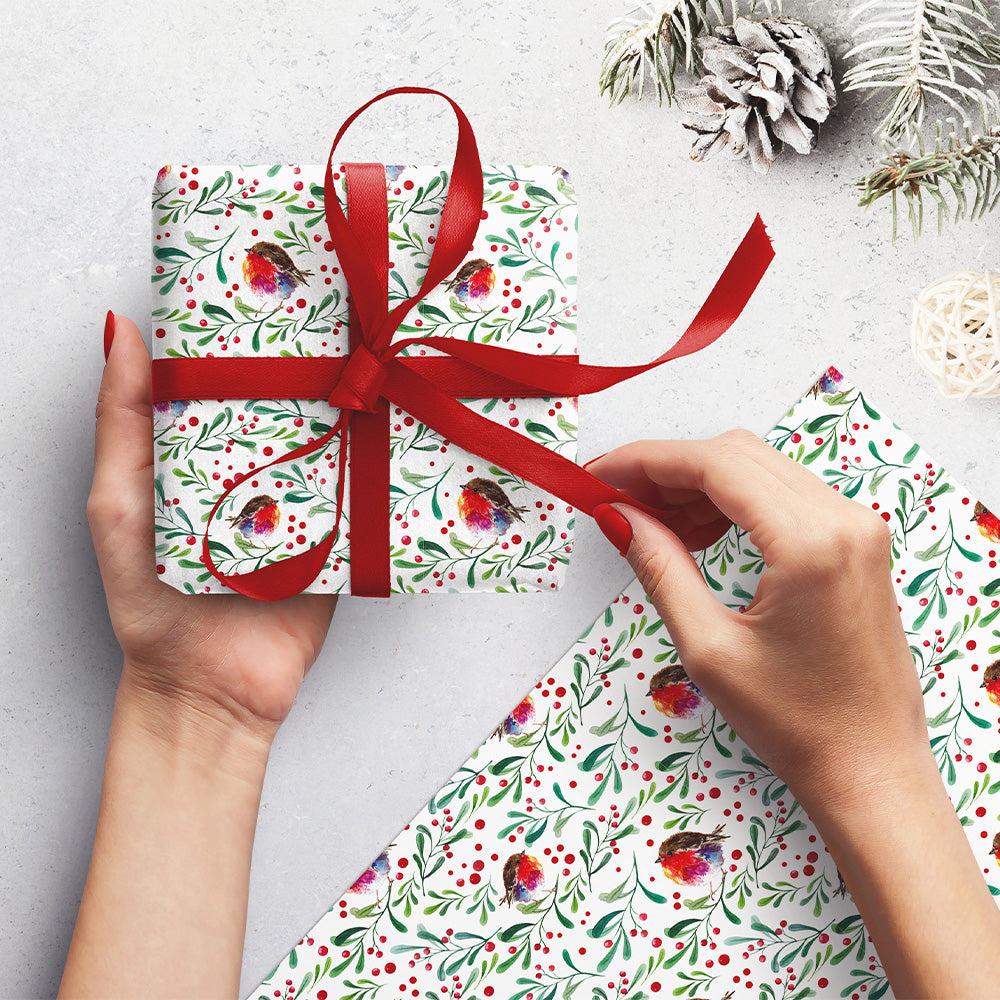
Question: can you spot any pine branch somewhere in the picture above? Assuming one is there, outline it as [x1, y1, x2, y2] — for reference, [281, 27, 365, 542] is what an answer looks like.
[599, 0, 777, 106]
[843, 0, 1000, 140]
[856, 115, 1000, 240]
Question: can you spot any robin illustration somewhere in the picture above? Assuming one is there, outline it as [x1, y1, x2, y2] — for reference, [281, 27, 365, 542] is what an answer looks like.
[501, 851, 545, 906]
[657, 824, 728, 890]
[457, 477, 527, 548]
[647, 665, 703, 719]
[991, 832, 1000, 868]
[226, 495, 280, 543]
[809, 366, 844, 398]
[349, 844, 394, 900]
[493, 695, 536, 740]
[834, 869, 848, 898]
[444, 258, 495, 307]
[972, 501, 1000, 544]
[242, 241, 313, 314]
[981, 660, 1000, 707]
[155, 164, 172, 187]
[153, 399, 189, 425]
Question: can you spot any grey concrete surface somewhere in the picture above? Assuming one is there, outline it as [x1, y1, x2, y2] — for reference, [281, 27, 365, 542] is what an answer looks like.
[1, 1, 997, 997]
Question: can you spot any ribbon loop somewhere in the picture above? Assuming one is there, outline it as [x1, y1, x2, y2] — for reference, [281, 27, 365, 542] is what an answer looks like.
[328, 344, 388, 414]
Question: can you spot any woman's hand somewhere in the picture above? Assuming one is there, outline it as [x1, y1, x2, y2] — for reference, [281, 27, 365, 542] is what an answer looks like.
[589, 431, 1000, 997]
[590, 429, 928, 811]
[87, 312, 337, 735]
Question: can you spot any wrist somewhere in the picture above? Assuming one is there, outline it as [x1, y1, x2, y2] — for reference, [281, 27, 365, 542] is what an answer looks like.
[800, 741, 945, 846]
[116, 664, 275, 784]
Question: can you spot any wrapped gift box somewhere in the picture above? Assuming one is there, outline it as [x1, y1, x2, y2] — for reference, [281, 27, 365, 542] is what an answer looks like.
[151, 162, 578, 595]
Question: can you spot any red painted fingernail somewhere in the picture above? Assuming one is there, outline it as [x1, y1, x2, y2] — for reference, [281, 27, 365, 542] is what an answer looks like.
[104, 310, 116, 361]
[594, 503, 632, 556]
[583, 451, 607, 470]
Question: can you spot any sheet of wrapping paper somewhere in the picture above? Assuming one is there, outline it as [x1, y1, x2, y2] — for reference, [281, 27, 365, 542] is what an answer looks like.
[151, 164, 578, 594]
[252, 366, 1000, 1000]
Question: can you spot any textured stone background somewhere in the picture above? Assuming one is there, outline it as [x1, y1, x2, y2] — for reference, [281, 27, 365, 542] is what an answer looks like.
[1, 1, 997, 997]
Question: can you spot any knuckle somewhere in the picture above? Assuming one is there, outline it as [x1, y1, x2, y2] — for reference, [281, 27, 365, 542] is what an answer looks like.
[854, 506, 892, 558]
[714, 428, 760, 453]
[87, 484, 131, 534]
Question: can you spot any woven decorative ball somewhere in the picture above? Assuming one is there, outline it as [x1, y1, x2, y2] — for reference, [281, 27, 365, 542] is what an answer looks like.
[912, 270, 1000, 399]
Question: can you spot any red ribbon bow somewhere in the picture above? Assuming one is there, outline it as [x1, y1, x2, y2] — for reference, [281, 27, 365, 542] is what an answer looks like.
[152, 87, 774, 600]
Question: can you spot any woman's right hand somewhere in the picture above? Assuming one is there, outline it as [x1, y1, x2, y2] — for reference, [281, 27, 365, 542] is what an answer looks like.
[589, 431, 1000, 997]
[588, 430, 932, 817]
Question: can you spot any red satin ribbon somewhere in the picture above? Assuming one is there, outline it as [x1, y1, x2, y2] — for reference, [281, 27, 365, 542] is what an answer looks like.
[151, 87, 774, 600]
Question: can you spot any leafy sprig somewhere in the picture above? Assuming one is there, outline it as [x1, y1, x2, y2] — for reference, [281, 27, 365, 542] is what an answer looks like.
[843, 0, 1000, 140]
[856, 119, 1000, 239]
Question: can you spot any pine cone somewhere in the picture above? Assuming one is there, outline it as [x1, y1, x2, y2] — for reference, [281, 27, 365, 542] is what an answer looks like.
[675, 17, 837, 174]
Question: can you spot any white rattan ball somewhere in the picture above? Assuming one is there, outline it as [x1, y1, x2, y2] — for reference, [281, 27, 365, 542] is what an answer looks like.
[912, 270, 1000, 399]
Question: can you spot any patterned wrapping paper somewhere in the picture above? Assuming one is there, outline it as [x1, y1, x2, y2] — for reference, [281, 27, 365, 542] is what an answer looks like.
[151, 164, 578, 594]
[252, 366, 1000, 1000]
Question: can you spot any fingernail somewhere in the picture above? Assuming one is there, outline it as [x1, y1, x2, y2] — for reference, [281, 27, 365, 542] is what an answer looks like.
[583, 451, 607, 470]
[104, 310, 116, 361]
[594, 503, 632, 556]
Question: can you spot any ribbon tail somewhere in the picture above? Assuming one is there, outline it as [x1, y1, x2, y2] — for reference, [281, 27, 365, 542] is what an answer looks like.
[392, 214, 775, 397]
[382, 364, 675, 521]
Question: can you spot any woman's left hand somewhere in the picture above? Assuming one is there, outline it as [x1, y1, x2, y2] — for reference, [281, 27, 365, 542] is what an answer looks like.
[88, 313, 338, 736]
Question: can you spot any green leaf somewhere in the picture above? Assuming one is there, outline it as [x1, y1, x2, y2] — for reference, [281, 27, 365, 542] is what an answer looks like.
[589, 910, 623, 937]
[203, 302, 234, 321]
[497, 922, 533, 942]
[417, 538, 449, 559]
[580, 743, 614, 771]
[903, 567, 938, 596]
[803, 413, 838, 434]
[525, 420, 556, 440]
[154, 246, 192, 260]
[666, 917, 699, 937]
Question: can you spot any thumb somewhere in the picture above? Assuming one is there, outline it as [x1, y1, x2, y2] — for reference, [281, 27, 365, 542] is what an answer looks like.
[89, 313, 155, 549]
[92, 313, 154, 493]
[610, 503, 739, 656]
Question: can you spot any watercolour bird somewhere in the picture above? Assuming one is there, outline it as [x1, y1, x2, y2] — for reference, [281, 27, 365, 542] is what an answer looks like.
[809, 366, 844, 398]
[493, 695, 536, 740]
[972, 501, 1000, 544]
[982, 660, 1000, 707]
[226, 495, 280, 543]
[444, 258, 495, 307]
[647, 665, 703, 719]
[457, 477, 527, 549]
[242, 241, 313, 314]
[501, 851, 545, 906]
[349, 845, 393, 899]
[153, 399, 189, 425]
[991, 832, 1000, 868]
[656, 824, 728, 891]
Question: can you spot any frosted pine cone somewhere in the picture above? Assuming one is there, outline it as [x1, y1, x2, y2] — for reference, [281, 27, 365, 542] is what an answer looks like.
[675, 17, 837, 174]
